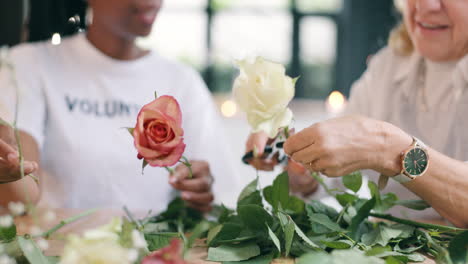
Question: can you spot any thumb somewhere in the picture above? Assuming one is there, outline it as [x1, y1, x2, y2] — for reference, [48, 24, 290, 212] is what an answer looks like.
[245, 131, 269, 157]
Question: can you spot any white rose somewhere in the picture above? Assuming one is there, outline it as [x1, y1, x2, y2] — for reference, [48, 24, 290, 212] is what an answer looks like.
[59, 218, 131, 264]
[60, 235, 131, 264]
[233, 57, 296, 138]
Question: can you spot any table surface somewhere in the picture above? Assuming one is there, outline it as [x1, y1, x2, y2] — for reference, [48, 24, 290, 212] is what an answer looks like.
[14, 207, 438, 264]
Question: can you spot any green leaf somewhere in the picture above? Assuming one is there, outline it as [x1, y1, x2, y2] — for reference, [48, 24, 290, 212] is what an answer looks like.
[46, 256, 60, 264]
[296, 252, 333, 264]
[350, 197, 376, 240]
[321, 240, 352, 249]
[126, 127, 134, 136]
[393, 200, 430, 211]
[307, 213, 343, 232]
[223, 252, 274, 264]
[294, 222, 319, 248]
[297, 250, 385, 264]
[267, 225, 281, 253]
[449, 230, 468, 264]
[307, 200, 339, 220]
[285, 196, 305, 215]
[238, 205, 273, 233]
[342, 171, 363, 193]
[187, 220, 210, 249]
[271, 171, 290, 211]
[0, 222, 16, 242]
[238, 178, 258, 203]
[237, 191, 263, 208]
[336, 193, 358, 207]
[119, 218, 136, 248]
[385, 256, 403, 264]
[208, 223, 242, 247]
[362, 224, 414, 247]
[144, 232, 179, 251]
[263, 186, 273, 207]
[207, 224, 223, 246]
[142, 159, 149, 171]
[282, 215, 295, 257]
[369, 181, 398, 213]
[207, 243, 261, 262]
[18, 236, 51, 264]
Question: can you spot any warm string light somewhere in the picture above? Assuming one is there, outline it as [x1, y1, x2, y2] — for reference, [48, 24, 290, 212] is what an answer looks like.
[51, 33, 61, 45]
[326, 90, 346, 115]
[221, 100, 237, 118]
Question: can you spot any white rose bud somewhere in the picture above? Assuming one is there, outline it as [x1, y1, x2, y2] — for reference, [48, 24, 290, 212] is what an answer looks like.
[233, 57, 296, 138]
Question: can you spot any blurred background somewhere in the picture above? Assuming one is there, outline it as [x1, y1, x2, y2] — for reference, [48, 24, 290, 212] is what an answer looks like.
[0, 0, 399, 184]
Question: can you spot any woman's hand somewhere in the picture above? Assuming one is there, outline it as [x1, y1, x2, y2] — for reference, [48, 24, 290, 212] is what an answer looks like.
[0, 136, 38, 183]
[287, 159, 318, 196]
[245, 131, 278, 171]
[284, 115, 412, 177]
[168, 160, 214, 212]
[245, 131, 319, 196]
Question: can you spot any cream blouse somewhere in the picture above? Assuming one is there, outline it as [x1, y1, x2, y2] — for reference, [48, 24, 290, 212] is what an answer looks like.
[345, 47, 468, 220]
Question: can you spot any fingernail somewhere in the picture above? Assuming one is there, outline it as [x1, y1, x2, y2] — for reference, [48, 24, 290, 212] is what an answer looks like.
[182, 193, 191, 200]
[7, 153, 18, 161]
[169, 177, 177, 184]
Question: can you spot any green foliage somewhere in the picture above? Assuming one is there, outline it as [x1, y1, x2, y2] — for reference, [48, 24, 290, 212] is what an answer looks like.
[18, 236, 51, 264]
[207, 243, 261, 262]
[448, 231, 468, 264]
[0, 223, 17, 243]
[342, 171, 363, 193]
[143, 171, 468, 264]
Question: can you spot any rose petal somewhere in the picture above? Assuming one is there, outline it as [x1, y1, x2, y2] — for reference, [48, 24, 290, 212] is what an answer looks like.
[147, 142, 186, 167]
[140, 95, 182, 126]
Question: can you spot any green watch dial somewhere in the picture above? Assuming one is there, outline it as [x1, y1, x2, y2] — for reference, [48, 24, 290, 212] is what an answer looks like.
[403, 147, 428, 176]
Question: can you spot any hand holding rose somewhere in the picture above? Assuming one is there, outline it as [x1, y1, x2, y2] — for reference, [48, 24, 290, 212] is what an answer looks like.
[168, 160, 214, 212]
[131, 95, 214, 212]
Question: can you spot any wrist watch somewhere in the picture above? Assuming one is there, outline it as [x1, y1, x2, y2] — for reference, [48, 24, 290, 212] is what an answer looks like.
[392, 137, 429, 183]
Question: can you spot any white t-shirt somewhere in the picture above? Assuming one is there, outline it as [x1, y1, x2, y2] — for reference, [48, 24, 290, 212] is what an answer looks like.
[0, 33, 241, 211]
[345, 47, 468, 220]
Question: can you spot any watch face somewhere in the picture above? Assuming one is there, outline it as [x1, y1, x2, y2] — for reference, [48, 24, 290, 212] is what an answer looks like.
[403, 148, 428, 176]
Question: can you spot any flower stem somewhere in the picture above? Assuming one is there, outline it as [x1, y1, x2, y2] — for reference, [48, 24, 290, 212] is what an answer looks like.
[180, 156, 192, 179]
[370, 212, 465, 233]
[165, 167, 175, 175]
[34, 209, 97, 239]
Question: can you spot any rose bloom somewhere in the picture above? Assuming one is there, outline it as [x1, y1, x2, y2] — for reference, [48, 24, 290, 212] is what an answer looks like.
[141, 239, 186, 264]
[133, 95, 186, 167]
[233, 57, 295, 138]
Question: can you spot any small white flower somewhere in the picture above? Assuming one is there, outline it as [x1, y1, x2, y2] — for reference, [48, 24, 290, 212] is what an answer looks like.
[8, 202, 25, 216]
[127, 249, 139, 262]
[42, 211, 56, 222]
[0, 215, 13, 228]
[0, 255, 16, 264]
[131, 230, 147, 249]
[29, 226, 43, 236]
[36, 238, 49, 251]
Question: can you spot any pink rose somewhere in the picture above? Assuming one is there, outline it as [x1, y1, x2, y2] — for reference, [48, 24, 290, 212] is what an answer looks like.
[134, 95, 186, 167]
[141, 239, 187, 264]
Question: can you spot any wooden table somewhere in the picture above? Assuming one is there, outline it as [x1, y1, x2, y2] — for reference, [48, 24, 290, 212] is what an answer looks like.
[14, 208, 437, 264]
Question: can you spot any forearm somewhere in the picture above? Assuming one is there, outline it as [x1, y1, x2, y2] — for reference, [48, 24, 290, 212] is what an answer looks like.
[404, 148, 468, 228]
